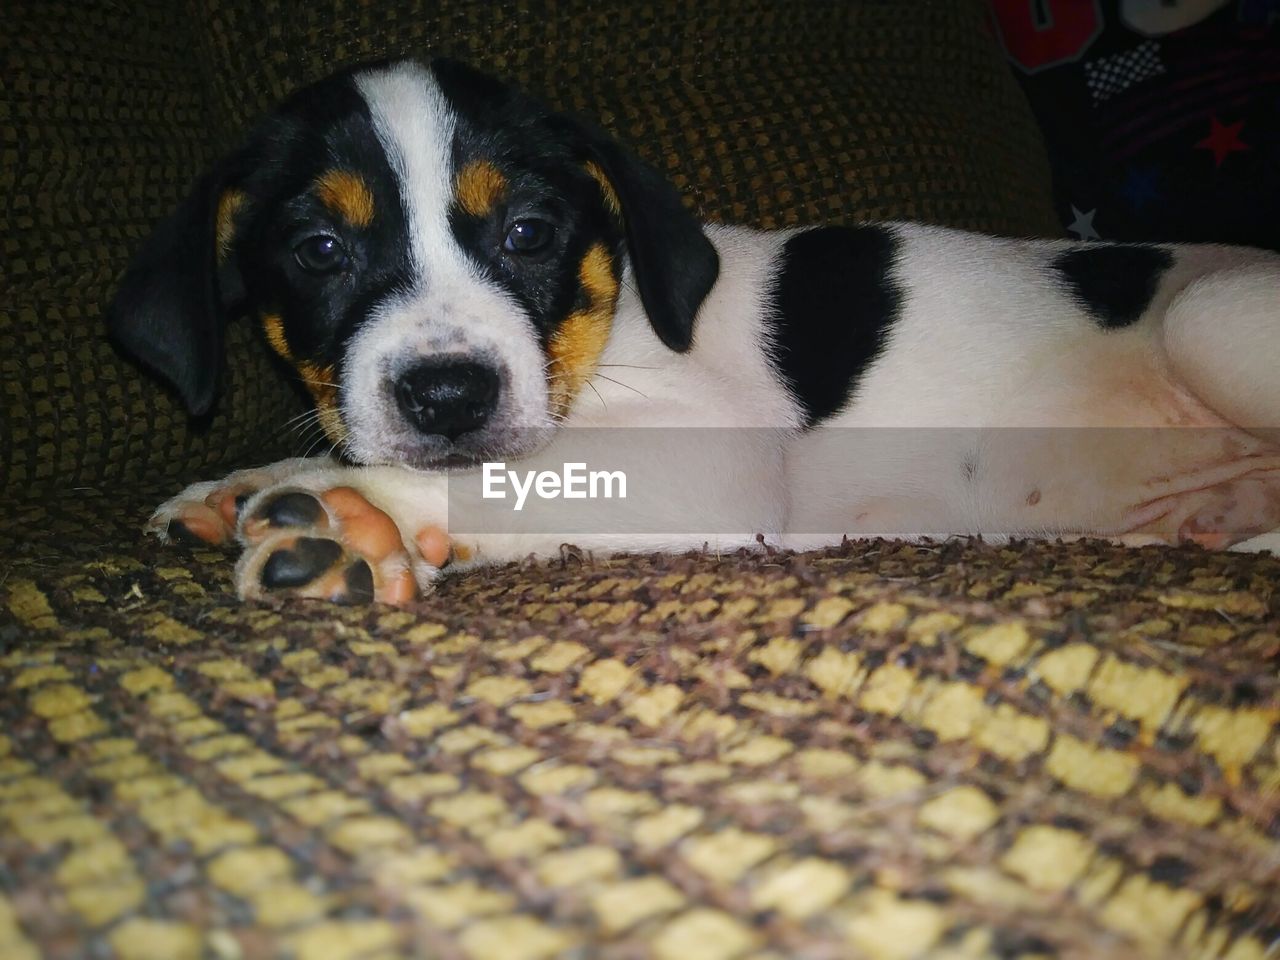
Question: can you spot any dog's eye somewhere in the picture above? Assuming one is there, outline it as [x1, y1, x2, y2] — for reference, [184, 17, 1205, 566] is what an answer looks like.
[294, 235, 349, 274]
[503, 219, 555, 256]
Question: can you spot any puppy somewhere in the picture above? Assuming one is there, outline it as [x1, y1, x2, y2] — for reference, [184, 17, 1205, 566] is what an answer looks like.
[109, 58, 1280, 605]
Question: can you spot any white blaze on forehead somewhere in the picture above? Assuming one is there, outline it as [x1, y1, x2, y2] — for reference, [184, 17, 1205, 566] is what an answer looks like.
[340, 62, 554, 466]
[354, 61, 464, 280]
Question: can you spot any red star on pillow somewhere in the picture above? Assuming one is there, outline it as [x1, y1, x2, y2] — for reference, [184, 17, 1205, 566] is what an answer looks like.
[1195, 117, 1248, 168]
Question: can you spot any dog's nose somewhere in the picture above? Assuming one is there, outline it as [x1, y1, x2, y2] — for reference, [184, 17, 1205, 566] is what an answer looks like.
[393, 360, 499, 440]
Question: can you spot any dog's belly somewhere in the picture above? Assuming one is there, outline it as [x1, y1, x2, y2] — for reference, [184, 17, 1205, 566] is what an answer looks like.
[785, 342, 1280, 546]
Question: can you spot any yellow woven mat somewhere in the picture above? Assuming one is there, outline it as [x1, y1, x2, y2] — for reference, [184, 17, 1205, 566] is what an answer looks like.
[2, 500, 1278, 959]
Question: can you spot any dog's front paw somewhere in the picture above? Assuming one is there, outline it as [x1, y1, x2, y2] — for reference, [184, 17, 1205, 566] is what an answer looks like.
[234, 486, 452, 606]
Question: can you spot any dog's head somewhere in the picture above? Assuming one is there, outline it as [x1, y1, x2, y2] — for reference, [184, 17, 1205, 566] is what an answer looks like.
[108, 58, 718, 466]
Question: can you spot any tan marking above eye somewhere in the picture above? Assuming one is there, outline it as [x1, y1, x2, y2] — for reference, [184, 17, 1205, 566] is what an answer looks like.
[584, 161, 622, 219]
[314, 170, 375, 228]
[215, 189, 247, 263]
[455, 160, 508, 217]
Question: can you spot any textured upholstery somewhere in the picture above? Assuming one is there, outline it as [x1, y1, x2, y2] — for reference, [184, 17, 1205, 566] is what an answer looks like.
[2, 2, 308, 504]
[4, 511, 1280, 958]
[6, 2, 1278, 959]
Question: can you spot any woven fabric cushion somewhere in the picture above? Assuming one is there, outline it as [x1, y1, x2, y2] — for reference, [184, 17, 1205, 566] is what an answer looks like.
[194, 0, 1057, 235]
[1, 2, 308, 506]
[2, 500, 1278, 957]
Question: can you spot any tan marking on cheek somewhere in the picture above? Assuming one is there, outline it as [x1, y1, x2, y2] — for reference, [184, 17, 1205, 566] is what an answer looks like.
[579, 242, 620, 303]
[261, 313, 293, 361]
[547, 243, 620, 414]
[454, 160, 507, 217]
[548, 309, 612, 413]
[215, 190, 246, 263]
[314, 170, 375, 228]
[584, 161, 622, 218]
[261, 315, 346, 445]
[298, 361, 347, 445]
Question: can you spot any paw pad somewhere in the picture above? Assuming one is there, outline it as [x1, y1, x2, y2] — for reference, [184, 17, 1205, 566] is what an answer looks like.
[257, 536, 379, 605]
[343, 559, 376, 604]
[166, 519, 211, 546]
[261, 537, 344, 589]
[260, 491, 326, 529]
[231, 484, 444, 606]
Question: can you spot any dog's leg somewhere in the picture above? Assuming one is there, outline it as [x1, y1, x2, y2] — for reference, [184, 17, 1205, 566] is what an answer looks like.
[1141, 263, 1280, 550]
[230, 455, 783, 604]
[150, 460, 457, 604]
[1118, 463, 1280, 550]
[1163, 264, 1280, 439]
[155, 428, 789, 605]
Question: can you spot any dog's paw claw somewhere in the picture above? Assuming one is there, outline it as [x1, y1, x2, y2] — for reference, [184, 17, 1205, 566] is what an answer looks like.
[165, 519, 208, 546]
[151, 502, 232, 546]
[150, 469, 290, 548]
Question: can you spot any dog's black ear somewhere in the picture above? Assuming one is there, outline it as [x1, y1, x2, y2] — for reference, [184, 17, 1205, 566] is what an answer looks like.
[581, 134, 719, 352]
[106, 165, 246, 417]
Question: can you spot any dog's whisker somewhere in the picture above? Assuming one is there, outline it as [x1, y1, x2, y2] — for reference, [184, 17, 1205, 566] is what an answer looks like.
[292, 426, 328, 457]
[281, 406, 321, 427]
[585, 379, 608, 412]
[271, 407, 323, 436]
[285, 415, 324, 441]
[333, 434, 356, 463]
[593, 373, 649, 400]
[300, 429, 334, 460]
[282, 409, 333, 459]
[267, 410, 326, 448]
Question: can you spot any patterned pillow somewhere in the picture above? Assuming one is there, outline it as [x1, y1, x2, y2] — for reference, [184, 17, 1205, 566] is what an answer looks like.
[990, 0, 1280, 249]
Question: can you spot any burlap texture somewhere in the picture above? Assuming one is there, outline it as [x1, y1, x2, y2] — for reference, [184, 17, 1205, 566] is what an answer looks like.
[1, 2, 309, 504]
[3, 497, 1278, 958]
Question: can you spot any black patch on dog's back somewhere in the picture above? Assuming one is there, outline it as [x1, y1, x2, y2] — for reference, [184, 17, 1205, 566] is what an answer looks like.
[764, 225, 902, 426]
[1052, 244, 1173, 330]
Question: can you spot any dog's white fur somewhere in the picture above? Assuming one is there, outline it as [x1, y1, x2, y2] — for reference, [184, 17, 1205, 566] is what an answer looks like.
[345, 64, 555, 464]
[152, 63, 1280, 597]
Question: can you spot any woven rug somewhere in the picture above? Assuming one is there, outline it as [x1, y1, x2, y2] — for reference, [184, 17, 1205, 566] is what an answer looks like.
[2, 489, 1278, 959]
